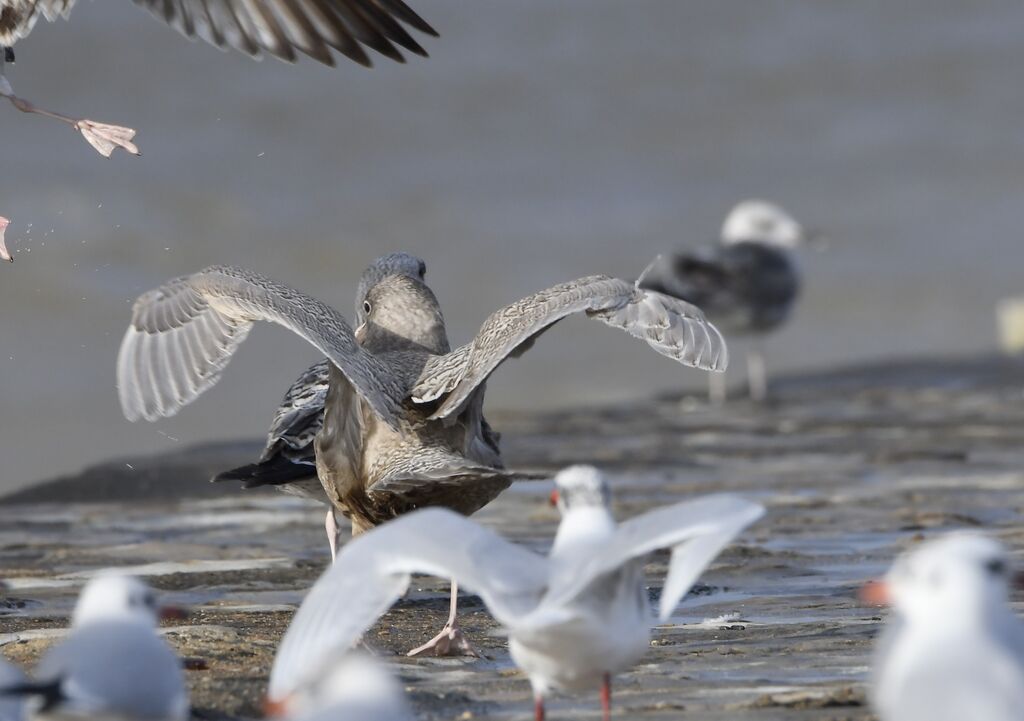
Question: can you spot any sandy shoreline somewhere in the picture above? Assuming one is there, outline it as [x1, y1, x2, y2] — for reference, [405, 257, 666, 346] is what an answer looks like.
[3, 354, 1024, 719]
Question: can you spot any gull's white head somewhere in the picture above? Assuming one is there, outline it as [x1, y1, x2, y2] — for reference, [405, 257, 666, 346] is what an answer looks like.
[266, 653, 411, 720]
[866, 534, 1015, 627]
[72, 574, 168, 628]
[355, 253, 427, 326]
[720, 200, 805, 249]
[550, 465, 611, 515]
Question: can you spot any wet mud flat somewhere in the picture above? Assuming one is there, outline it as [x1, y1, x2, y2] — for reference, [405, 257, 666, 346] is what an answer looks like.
[4, 354, 1024, 720]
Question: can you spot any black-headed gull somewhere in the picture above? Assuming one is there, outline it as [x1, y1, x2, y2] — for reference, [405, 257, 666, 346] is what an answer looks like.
[264, 652, 413, 721]
[266, 465, 763, 720]
[640, 200, 817, 403]
[863, 533, 1024, 721]
[2, 574, 189, 721]
[117, 261, 728, 656]
[0, 1, 436, 157]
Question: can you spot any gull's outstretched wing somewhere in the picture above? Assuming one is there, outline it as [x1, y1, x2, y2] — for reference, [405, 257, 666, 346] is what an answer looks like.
[117, 266, 403, 427]
[131, 0, 437, 67]
[544, 495, 763, 621]
[412, 276, 728, 420]
[269, 508, 549, 699]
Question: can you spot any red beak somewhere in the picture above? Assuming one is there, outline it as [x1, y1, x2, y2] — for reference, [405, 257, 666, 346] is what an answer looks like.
[549, 489, 560, 507]
[159, 605, 189, 621]
[262, 695, 291, 718]
[858, 579, 890, 606]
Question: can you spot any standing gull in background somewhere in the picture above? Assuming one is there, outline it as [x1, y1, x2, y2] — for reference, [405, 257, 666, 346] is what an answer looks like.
[639, 200, 814, 403]
[862, 533, 1024, 721]
[116, 260, 728, 656]
[264, 653, 413, 721]
[0, 574, 188, 721]
[0, 0, 436, 156]
[266, 465, 763, 721]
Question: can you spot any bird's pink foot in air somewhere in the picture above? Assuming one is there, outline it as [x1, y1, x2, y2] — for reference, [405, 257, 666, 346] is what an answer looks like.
[0, 216, 12, 262]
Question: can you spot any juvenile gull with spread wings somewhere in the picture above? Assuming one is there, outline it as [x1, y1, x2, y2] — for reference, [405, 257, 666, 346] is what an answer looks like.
[266, 466, 763, 720]
[117, 256, 728, 655]
[0, 0, 436, 156]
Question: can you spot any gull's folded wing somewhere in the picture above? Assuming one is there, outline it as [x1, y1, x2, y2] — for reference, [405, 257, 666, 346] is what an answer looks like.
[116, 266, 402, 427]
[131, 0, 437, 67]
[543, 494, 764, 621]
[269, 508, 549, 699]
[412, 276, 728, 420]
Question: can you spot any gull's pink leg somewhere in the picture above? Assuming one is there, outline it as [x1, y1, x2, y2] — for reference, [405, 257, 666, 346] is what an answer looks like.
[601, 673, 612, 721]
[534, 696, 545, 721]
[406, 580, 483, 658]
[325, 508, 342, 562]
[0, 80, 139, 157]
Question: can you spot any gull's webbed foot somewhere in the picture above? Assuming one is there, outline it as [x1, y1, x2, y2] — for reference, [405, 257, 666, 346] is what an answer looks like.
[75, 119, 140, 158]
[406, 621, 484, 658]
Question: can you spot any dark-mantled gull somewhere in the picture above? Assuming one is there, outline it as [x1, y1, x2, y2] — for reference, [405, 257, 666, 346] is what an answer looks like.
[862, 533, 1024, 721]
[264, 653, 413, 721]
[0, 0, 436, 156]
[1, 574, 189, 721]
[116, 259, 728, 655]
[639, 200, 815, 404]
[265, 465, 763, 720]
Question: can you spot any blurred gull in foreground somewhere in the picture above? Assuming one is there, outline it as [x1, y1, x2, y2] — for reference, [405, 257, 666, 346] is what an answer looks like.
[640, 200, 816, 403]
[267, 465, 763, 720]
[863, 533, 1024, 721]
[1, 574, 188, 721]
[265, 653, 413, 721]
[0, 658, 27, 721]
[117, 258, 728, 656]
[0, 0, 436, 156]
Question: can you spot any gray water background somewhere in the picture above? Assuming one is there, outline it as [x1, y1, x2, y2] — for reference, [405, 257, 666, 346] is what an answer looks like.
[1, 1, 1023, 492]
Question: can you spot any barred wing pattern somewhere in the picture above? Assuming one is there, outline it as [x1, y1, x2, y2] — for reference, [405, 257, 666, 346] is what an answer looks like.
[412, 276, 728, 420]
[116, 266, 403, 427]
[131, 0, 437, 67]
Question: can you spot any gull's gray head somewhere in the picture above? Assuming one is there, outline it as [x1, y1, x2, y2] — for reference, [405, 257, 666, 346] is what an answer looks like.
[720, 200, 805, 249]
[552, 465, 611, 514]
[873, 534, 1014, 627]
[72, 574, 164, 628]
[355, 253, 427, 326]
[357, 274, 448, 354]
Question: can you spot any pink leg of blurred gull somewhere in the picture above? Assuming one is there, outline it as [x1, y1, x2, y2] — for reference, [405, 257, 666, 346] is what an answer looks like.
[0, 216, 12, 263]
[0, 77, 139, 158]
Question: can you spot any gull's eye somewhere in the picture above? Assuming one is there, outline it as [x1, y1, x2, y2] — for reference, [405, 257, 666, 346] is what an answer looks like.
[986, 558, 1008, 576]
[362, 300, 372, 315]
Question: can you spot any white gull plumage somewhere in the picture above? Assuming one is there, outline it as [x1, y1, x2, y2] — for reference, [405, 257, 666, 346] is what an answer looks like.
[1, 574, 188, 721]
[866, 533, 1024, 721]
[266, 465, 763, 720]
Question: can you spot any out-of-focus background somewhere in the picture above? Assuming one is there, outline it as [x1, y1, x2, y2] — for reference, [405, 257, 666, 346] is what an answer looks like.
[1, 0, 1022, 492]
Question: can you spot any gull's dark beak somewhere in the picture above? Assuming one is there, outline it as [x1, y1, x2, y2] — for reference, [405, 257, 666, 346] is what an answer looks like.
[1013, 571, 1024, 591]
[858, 579, 890, 606]
[803, 227, 830, 251]
[354, 322, 367, 344]
[548, 490, 560, 507]
[159, 605, 189, 621]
